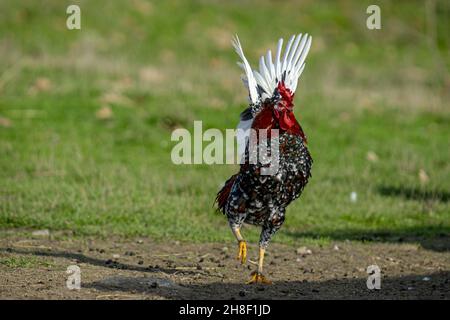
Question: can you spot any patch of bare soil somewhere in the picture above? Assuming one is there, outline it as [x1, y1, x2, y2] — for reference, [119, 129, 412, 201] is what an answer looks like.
[0, 236, 448, 300]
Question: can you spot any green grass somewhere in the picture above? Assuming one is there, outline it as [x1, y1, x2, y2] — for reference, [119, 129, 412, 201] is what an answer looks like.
[0, 0, 449, 246]
[0, 255, 54, 268]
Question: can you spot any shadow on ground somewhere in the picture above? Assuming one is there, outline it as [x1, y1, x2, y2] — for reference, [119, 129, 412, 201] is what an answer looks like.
[377, 185, 450, 203]
[84, 271, 450, 299]
[1, 244, 448, 299]
[286, 184, 450, 252]
[286, 225, 450, 252]
[0, 247, 196, 275]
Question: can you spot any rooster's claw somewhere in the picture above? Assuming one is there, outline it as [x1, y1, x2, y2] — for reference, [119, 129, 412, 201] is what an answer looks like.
[246, 271, 272, 285]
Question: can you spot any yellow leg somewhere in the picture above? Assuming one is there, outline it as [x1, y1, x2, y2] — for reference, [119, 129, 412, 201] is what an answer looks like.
[247, 247, 272, 284]
[237, 240, 247, 264]
[231, 227, 247, 264]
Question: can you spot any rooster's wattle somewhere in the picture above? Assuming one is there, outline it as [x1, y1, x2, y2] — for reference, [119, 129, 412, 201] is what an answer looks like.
[216, 34, 313, 284]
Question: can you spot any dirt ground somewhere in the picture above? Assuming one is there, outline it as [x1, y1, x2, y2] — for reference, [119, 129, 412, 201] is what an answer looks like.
[0, 234, 449, 300]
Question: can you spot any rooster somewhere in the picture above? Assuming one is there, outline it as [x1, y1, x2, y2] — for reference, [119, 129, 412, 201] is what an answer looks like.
[216, 34, 313, 284]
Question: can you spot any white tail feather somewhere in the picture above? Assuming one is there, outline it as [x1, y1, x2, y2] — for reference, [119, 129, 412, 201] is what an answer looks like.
[232, 35, 259, 104]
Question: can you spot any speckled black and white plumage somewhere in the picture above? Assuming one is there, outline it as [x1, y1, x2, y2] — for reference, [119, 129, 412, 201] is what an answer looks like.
[216, 33, 314, 258]
[224, 116, 312, 248]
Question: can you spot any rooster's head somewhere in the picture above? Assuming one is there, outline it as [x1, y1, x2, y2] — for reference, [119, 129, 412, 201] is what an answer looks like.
[275, 82, 294, 111]
[272, 82, 297, 131]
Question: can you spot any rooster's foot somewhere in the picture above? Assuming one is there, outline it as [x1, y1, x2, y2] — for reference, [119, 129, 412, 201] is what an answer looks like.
[246, 271, 272, 285]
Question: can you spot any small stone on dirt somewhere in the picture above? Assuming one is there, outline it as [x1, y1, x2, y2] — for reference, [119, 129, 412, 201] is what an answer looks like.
[296, 246, 312, 256]
[239, 290, 246, 297]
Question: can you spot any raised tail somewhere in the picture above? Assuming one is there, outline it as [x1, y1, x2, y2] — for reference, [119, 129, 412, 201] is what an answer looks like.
[214, 174, 238, 214]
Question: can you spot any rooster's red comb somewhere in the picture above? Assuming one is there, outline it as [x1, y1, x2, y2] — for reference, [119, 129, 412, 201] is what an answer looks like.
[277, 82, 294, 107]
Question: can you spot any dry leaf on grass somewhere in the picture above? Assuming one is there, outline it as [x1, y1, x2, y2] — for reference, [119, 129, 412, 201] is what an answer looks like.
[367, 151, 379, 162]
[100, 92, 133, 107]
[139, 66, 166, 83]
[0, 116, 12, 127]
[28, 77, 52, 95]
[96, 106, 113, 120]
[418, 169, 429, 184]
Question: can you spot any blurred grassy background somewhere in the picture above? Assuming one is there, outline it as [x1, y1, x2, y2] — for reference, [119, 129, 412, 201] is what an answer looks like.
[0, 0, 449, 246]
